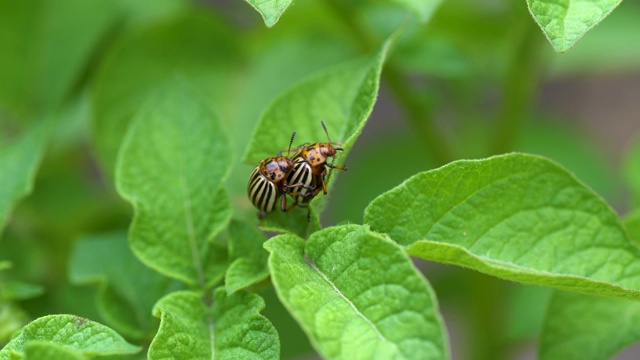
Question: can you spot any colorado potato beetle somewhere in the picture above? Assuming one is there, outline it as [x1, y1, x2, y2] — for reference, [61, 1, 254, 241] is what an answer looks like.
[286, 121, 348, 210]
[247, 132, 310, 219]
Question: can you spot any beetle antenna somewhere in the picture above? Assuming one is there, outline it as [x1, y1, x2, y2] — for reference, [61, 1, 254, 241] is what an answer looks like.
[321, 120, 332, 143]
[288, 131, 296, 153]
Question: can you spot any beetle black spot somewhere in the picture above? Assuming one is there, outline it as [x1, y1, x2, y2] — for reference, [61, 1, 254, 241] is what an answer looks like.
[309, 155, 315, 161]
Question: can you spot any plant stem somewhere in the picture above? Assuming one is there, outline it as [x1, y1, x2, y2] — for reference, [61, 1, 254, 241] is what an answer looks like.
[492, 6, 546, 154]
[383, 66, 455, 164]
[323, 0, 455, 165]
[467, 273, 510, 360]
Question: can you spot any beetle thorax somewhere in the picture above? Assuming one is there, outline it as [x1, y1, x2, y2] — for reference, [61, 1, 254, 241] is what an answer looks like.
[303, 143, 335, 166]
[260, 157, 292, 182]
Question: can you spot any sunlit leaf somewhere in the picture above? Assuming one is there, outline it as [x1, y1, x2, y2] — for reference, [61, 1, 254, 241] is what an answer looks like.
[212, 288, 279, 359]
[538, 209, 640, 359]
[23, 342, 82, 360]
[149, 289, 278, 359]
[244, 0, 293, 27]
[365, 153, 640, 299]
[527, 0, 623, 52]
[148, 291, 213, 359]
[0, 315, 139, 359]
[265, 225, 449, 359]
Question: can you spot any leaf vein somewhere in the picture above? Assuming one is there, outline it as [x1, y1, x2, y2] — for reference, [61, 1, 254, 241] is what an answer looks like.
[309, 263, 397, 350]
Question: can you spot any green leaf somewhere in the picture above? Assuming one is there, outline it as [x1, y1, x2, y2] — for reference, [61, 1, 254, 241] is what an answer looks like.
[254, 287, 315, 358]
[0, 0, 116, 119]
[116, 79, 231, 286]
[548, 2, 640, 75]
[92, 10, 240, 175]
[244, 0, 293, 27]
[23, 342, 82, 360]
[68, 232, 182, 339]
[365, 153, 640, 299]
[149, 291, 212, 359]
[625, 209, 640, 245]
[526, 0, 623, 52]
[0, 315, 139, 359]
[625, 136, 640, 207]
[212, 288, 280, 359]
[264, 225, 449, 359]
[149, 289, 279, 359]
[225, 220, 269, 294]
[244, 33, 396, 233]
[0, 302, 28, 344]
[391, 0, 443, 22]
[539, 291, 640, 360]
[538, 208, 640, 359]
[0, 282, 44, 301]
[0, 121, 47, 235]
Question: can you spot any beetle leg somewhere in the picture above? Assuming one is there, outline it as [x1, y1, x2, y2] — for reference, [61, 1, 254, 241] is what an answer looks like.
[285, 200, 299, 211]
[319, 170, 328, 195]
[326, 161, 347, 171]
[280, 189, 288, 212]
[284, 182, 315, 191]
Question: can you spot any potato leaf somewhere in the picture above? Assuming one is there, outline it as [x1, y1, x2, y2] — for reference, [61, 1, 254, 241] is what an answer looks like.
[149, 289, 278, 359]
[0, 315, 139, 359]
[92, 10, 239, 174]
[365, 153, 640, 299]
[264, 225, 449, 359]
[116, 79, 231, 286]
[244, 0, 293, 27]
[68, 232, 181, 340]
[538, 210, 640, 359]
[225, 220, 269, 294]
[527, 0, 623, 52]
[0, 121, 47, 235]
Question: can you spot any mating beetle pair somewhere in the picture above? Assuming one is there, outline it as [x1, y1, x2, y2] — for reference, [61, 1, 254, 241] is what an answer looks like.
[247, 121, 347, 219]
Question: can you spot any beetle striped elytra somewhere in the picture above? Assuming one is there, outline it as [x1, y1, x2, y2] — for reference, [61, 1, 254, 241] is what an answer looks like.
[285, 121, 347, 213]
[247, 132, 314, 219]
[247, 132, 296, 219]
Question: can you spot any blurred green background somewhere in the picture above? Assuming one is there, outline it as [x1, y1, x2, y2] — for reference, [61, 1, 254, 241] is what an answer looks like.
[1, 0, 640, 359]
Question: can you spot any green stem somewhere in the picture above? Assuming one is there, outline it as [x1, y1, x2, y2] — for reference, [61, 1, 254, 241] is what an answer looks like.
[383, 66, 454, 164]
[492, 6, 546, 154]
[323, 0, 455, 165]
[467, 273, 510, 360]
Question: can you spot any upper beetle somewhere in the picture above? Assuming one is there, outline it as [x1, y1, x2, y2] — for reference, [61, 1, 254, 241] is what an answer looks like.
[285, 121, 348, 212]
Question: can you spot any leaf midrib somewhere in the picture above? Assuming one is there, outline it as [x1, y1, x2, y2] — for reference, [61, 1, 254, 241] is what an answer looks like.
[309, 262, 400, 355]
